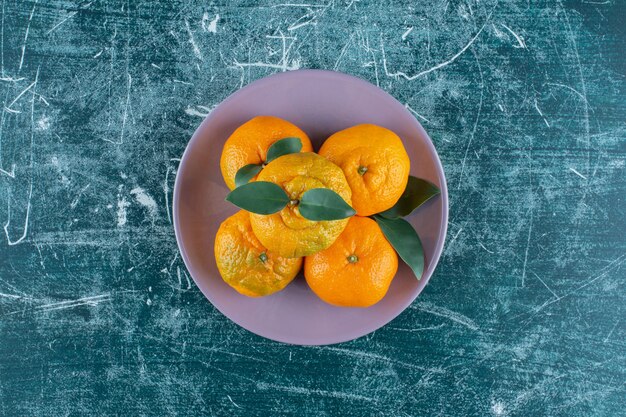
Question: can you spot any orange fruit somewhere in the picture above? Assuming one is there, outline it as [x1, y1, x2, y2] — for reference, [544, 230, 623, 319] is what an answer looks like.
[214, 210, 302, 296]
[220, 116, 313, 190]
[318, 124, 410, 216]
[249, 152, 352, 258]
[304, 216, 398, 307]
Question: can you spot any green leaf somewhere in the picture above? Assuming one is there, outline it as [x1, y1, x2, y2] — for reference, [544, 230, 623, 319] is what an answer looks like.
[225, 181, 290, 215]
[378, 176, 440, 219]
[266, 137, 303, 163]
[373, 215, 424, 280]
[234, 164, 263, 188]
[299, 188, 356, 221]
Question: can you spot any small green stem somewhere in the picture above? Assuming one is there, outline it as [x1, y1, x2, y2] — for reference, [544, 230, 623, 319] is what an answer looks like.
[259, 252, 268, 263]
[357, 166, 368, 175]
[347, 254, 358, 263]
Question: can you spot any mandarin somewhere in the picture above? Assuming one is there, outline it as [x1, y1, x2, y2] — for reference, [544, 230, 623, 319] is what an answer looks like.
[304, 216, 398, 307]
[220, 116, 313, 190]
[318, 124, 410, 216]
[249, 152, 352, 258]
[214, 210, 302, 296]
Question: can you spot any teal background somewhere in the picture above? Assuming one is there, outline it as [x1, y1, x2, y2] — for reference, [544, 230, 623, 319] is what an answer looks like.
[1, 0, 625, 415]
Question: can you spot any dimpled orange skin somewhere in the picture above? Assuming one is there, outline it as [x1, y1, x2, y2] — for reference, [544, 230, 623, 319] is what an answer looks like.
[305, 216, 398, 307]
[318, 124, 410, 217]
[220, 116, 313, 190]
[249, 152, 352, 258]
[214, 210, 302, 297]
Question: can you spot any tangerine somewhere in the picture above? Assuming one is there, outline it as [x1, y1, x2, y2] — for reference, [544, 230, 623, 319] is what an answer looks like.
[304, 216, 398, 307]
[220, 116, 313, 190]
[249, 152, 352, 258]
[214, 210, 301, 296]
[318, 124, 410, 216]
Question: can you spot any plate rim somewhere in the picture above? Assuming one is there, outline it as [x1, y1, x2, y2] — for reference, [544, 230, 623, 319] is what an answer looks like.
[173, 69, 449, 345]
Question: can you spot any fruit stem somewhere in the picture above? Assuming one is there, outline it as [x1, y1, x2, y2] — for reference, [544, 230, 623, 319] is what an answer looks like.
[357, 166, 368, 175]
[347, 254, 358, 263]
[259, 252, 268, 263]
[288, 199, 299, 207]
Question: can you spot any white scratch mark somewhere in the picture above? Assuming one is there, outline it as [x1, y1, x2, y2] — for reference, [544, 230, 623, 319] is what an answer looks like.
[382, 5, 495, 80]
[256, 382, 376, 403]
[530, 254, 626, 316]
[603, 319, 620, 343]
[405, 103, 432, 123]
[226, 395, 241, 409]
[271, 3, 327, 7]
[164, 164, 174, 223]
[104, 73, 131, 145]
[183, 269, 192, 289]
[568, 167, 587, 180]
[1, 0, 6, 76]
[401, 26, 413, 41]
[449, 227, 463, 245]
[19, 0, 38, 72]
[130, 187, 158, 219]
[287, 12, 316, 31]
[231, 31, 301, 73]
[46, 11, 78, 35]
[500, 23, 526, 48]
[0, 292, 22, 299]
[0, 76, 25, 82]
[458, 48, 483, 190]
[151, 63, 162, 70]
[387, 324, 446, 332]
[4, 68, 37, 245]
[333, 33, 355, 70]
[534, 100, 544, 116]
[184, 105, 213, 117]
[534, 99, 550, 127]
[4, 79, 37, 112]
[93, 49, 103, 58]
[415, 301, 479, 331]
[0, 163, 15, 178]
[521, 210, 533, 287]
[478, 242, 494, 253]
[231, 61, 301, 72]
[560, 3, 591, 174]
[530, 271, 559, 299]
[323, 346, 444, 373]
[185, 19, 204, 61]
[173, 79, 193, 86]
[546, 82, 588, 104]
[70, 184, 91, 209]
[202, 13, 219, 33]
[36, 293, 111, 312]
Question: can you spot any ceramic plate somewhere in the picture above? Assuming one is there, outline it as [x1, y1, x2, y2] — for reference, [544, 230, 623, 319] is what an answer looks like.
[173, 70, 448, 345]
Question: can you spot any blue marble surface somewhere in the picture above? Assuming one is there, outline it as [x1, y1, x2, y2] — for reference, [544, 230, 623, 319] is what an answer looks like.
[1, 0, 624, 415]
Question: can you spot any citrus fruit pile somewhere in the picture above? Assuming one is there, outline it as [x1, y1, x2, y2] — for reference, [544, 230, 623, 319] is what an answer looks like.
[215, 116, 440, 308]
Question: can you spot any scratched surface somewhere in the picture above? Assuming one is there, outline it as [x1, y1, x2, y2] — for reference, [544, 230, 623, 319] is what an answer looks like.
[1, 0, 625, 415]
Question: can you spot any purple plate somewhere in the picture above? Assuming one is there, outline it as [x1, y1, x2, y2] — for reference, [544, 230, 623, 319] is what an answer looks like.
[173, 70, 448, 345]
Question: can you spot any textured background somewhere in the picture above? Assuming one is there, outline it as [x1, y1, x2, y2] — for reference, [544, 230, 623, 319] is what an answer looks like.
[1, 0, 625, 415]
